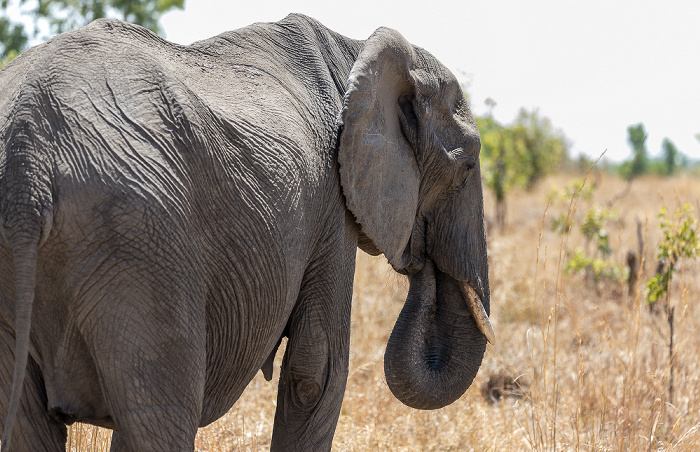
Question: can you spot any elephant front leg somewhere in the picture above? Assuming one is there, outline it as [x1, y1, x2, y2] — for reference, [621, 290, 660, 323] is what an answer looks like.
[270, 262, 354, 451]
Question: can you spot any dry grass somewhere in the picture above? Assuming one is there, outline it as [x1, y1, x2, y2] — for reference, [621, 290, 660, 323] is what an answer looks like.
[64, 173, 700, 451]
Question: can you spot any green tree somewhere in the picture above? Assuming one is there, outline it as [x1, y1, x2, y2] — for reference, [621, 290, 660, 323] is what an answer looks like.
[622, 123, 649, 179]
[477, 104, 568, 231]
[510, 108, 569, 189]
[661, 138, 679, 176]
[0, 11, 27, 61]
[29, 0, 184, 35]
[477, 113, 515, 231]
[1, 0, 183, 65]
[645, 202, 699, 405]
[646, 203, 699, 304]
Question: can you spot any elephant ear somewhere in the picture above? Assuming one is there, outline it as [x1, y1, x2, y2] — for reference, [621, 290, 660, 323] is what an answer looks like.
[338, 28, 420, 269]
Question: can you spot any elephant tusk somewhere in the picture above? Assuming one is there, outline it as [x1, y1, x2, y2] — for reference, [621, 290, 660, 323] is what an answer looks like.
[459, 282, 496, 345]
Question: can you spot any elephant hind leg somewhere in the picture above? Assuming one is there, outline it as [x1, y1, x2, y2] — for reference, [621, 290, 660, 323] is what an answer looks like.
[90, 327, 205, 451]
[82, 279, 207, 452]
[0, 321, 67, 451]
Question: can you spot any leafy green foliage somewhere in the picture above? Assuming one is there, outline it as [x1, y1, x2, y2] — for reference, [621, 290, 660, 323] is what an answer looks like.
[580, 206, 618, 255]
[620, 123, 648, 180]
[565, 247, 627, 282]
[0, 13, 27, 59]
[1, 0, 183, 65]
[547, 179, 593, 205]
[656, 204, 699, 262]
[510, 108, 569, 189]
[646, 271, 669, 306]
[29, 0, 184, 35]
[549, 180, 625, 283]
[477, 103, 569, 230]
[548, 180, 593, 235]
[478, 107, 569, 193]
[0, 47, 16, 66]
[646, 203, 699, 304]
[613, 124, 693, 178]
[661, 138, 679, 176]
[477, 115, 516, 201]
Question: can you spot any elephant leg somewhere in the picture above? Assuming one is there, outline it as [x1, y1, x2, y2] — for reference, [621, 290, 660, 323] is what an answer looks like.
[82, 278, 206, 452]
[270, 238, 356, 451]
[0, 320, 67, 451]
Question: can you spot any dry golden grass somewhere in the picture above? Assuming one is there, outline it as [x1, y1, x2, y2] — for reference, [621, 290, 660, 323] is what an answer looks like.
[63, 172, 700, 451]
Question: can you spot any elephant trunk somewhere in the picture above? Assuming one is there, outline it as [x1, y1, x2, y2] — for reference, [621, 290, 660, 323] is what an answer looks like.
[384, 259, 490, 409]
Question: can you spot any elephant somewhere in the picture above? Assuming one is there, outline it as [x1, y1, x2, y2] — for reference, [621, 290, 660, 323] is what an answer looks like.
[0, 13, 494, 451]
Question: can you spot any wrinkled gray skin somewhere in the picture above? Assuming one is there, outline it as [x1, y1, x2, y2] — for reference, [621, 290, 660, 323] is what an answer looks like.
[0, 14, 489, 451]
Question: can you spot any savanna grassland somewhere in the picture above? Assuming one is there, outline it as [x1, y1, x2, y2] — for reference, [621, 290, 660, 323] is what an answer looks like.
[65, 172, 700, 451]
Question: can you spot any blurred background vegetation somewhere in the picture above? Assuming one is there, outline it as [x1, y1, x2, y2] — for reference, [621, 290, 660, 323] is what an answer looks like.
[0, 0, 183, 65]
[473, 95, 699, 231]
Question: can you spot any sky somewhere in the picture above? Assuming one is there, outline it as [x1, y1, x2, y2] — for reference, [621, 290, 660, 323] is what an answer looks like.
[9, 1, 697, 163]
[156, 0, 700, 163]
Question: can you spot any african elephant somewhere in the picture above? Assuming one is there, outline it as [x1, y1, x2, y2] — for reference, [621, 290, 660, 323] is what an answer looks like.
[0, 13, 493, 451]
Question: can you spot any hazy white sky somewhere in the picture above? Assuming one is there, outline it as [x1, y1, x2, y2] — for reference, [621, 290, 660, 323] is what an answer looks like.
[11, 0, 693, 163]
[157, 0, 700, 163]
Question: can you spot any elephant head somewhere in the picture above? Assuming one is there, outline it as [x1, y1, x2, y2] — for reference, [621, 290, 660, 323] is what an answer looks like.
[338, 28, 494, 410]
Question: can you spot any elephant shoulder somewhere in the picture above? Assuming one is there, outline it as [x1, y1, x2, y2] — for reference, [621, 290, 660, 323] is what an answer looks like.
[0, 20, 182, 102]
[4, 20, 193, 118]
[68, 18, 176, 52]
[28, 19, 182, 77]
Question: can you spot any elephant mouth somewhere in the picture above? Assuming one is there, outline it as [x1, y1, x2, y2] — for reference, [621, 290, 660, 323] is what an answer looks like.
[458, 281, 496, 345]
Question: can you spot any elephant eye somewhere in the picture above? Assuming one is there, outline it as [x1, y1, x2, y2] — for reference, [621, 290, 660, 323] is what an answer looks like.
[449, 148, 475, 170]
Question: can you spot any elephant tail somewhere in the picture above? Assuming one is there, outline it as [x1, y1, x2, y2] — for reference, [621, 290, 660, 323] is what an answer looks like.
[1, 114, 54, 451]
